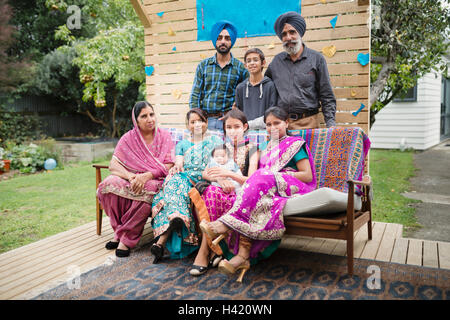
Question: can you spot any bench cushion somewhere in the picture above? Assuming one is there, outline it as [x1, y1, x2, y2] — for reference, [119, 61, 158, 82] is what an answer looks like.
[166, 127, 371, 194]
[283, 187, 362, 217]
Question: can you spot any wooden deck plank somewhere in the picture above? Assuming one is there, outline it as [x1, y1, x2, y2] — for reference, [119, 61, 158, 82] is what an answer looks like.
[331, 227, 362, 257]
[303, 238, 326, 252]
[438, 241, 450, 269]
[0, 220, 154, 300]
[280, 236, 299, 249]
[0, 219, 102, 264]
[391, 238, 409, 264]
[317, 239, 340, 255]
[423, 240, 439, 268]
[353, 222, 370, 258]
[360, 222, 386, 260]
[0, 226, 114, 274]
[375, 223, 402, 262]
[293, 236, 314, 251]
[1, 220, 449, 300]
[406, 239, 423, 266]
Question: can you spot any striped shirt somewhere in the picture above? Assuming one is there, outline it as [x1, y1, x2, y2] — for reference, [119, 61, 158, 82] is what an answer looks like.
[189, 53, 249, 114]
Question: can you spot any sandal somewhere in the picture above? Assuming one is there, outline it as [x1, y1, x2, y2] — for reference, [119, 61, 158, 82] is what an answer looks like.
[209, 254, 223, 268]
[218, 255, 250, 283]
[189, 265, 208, 276]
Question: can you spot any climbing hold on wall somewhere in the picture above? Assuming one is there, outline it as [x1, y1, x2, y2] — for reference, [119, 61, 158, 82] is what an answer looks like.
[145, 66, 154, 76]
[330, 15, 338, 29]
[322, 45, 336, 57]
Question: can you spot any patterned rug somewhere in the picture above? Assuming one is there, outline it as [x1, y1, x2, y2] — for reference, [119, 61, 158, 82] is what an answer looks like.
[33, 244, 450, 300]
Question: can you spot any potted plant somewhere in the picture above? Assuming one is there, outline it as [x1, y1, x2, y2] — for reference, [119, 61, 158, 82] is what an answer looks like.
[0, 147, 11, 173]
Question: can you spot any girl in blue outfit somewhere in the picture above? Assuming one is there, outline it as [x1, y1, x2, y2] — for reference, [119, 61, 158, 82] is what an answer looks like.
[150, 108, 222, 262]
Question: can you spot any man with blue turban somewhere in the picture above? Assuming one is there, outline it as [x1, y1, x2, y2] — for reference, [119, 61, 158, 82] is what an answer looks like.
[266, 11, 336, 129]
[189, 20, 248, 130]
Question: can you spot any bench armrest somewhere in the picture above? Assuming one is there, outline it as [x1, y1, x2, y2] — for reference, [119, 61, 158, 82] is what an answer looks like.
[348, 175, 372, 187]
[93, 164, 109, 188]
[346, 175, 372, 227]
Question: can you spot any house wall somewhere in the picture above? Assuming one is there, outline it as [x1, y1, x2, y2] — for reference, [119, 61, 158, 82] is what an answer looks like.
[370, 72, 443, 150]
[141, 0, 370, 132]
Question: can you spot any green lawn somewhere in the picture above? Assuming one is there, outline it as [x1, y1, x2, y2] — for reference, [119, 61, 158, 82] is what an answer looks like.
[370, 149, 421, 231]
[0, 159, 110, 253]
[0, 149, 421, 254]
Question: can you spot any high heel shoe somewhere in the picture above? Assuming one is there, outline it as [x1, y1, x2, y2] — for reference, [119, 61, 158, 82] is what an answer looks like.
[150, 243, 164, 264]
[217, 256, 250, 283]
[199, 220, 226, 246]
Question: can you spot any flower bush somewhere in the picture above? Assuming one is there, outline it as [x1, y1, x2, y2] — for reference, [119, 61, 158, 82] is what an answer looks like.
[8, 141, 62, 173]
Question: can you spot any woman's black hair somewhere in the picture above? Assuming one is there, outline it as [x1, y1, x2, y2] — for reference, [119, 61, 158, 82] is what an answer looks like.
[133, 101, 154, 119]
[264, 106, 289, 122]
[264, 106, 291, 135]
[186, 108, 208, 123]
[222, 108, 249, 132]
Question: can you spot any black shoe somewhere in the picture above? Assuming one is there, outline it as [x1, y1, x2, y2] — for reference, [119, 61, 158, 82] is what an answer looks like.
[115, 247, 130, 258]
[150, 243, 164, 264]
[105, 241, 119, 250]
[189, 265, 208, 276]
[168, 217, 184, 237]
[209, 254, 223, 268]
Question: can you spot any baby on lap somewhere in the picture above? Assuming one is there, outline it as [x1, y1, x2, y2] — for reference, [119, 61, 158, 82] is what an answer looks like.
[207, 144, 242, 193]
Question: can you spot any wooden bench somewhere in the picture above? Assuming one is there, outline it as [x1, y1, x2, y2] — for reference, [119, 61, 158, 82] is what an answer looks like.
[94, 126, 372, 275]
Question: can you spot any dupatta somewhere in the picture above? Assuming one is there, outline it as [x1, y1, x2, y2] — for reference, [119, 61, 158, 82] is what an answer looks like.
[219, 135, 317, 241]
[97, 107, 175, 203]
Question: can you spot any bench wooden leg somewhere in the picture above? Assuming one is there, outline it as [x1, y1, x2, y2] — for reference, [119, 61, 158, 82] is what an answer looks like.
[346, 237, 354, 276]
[96, 198, 102, 235]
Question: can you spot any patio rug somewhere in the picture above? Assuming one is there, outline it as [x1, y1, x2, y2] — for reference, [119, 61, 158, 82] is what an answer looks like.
[33, 244, 450, 300]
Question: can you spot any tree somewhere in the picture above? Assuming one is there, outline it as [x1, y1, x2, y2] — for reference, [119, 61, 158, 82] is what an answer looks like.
[48, 0, 146, 137]
[370, 0, 450, 126]
[0, 0, 31, 93]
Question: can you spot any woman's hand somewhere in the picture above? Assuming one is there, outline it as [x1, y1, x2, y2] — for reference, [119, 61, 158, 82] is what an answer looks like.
[169, 162, 183, 176]
[206, 167, 232, 181]
[169, 155, 184, 176]
[217, 179, 235, 194]
[130, 173, 152, 194]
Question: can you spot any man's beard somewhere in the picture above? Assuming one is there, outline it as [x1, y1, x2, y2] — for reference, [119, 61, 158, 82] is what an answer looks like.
[216, 44, 231, 54]
[283, 39, 302, 55]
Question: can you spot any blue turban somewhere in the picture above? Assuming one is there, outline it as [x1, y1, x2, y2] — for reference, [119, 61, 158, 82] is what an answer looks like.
[274, 11, 306, 40]
[210, 20, 238, 49]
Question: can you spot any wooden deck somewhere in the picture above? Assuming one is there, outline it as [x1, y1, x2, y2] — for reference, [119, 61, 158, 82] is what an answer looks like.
[1, 219, 449, 300]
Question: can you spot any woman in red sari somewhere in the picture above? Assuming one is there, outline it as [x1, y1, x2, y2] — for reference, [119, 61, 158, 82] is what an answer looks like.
[97, 101, 175, 257]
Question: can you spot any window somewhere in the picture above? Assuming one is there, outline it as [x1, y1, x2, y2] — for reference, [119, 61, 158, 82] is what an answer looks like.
[394, 84, 417, 102]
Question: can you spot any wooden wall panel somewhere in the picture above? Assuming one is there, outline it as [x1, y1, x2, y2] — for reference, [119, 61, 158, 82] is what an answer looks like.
[141, 0, 370, 132]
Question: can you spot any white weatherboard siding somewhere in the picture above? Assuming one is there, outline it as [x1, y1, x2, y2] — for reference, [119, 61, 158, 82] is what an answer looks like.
[370, 73, 442, 150]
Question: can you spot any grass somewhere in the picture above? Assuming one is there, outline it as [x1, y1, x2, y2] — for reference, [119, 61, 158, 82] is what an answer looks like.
[0, 158, 110, 254]
[0, 149, 421, 254]
[369, 149, 421, 233]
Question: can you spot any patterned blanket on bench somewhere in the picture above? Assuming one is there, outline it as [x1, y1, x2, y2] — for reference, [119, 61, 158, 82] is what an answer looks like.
[166, 127, 371, 194]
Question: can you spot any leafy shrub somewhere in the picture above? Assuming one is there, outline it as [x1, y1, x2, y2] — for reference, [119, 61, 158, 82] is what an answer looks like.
[8, 141, 62, 173]
[0, 105, 42, 148]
